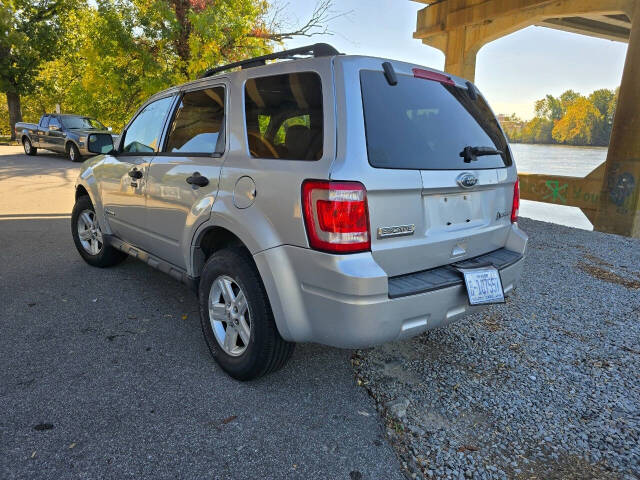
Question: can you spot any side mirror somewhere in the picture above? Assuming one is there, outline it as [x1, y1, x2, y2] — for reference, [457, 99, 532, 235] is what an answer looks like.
[87, 133, 115, 155]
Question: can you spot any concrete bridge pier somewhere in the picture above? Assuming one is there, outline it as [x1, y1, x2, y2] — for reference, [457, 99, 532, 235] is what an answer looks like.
[413, 0, 640, 237]
[595, 3, 640, 237]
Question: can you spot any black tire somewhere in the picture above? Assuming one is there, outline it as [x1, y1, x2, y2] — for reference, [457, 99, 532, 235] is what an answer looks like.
[67, 143, 82, 162]
[23, 137, 37, 156]
[71, 195, 127, 268]
[198, 247, 295, 380]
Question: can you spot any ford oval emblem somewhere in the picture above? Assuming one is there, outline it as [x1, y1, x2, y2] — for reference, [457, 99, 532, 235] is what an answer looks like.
[456, 172, 478, 188]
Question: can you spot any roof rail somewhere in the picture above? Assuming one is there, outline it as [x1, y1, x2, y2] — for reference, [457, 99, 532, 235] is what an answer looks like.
[200, 43, 340, 78]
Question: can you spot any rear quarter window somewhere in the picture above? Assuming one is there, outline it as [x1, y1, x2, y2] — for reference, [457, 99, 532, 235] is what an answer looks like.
[360, 70, 511, 170]
[244, 72, 323, 161]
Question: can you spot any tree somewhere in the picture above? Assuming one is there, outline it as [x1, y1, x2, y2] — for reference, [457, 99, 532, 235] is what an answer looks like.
[552, 97, 602, 146]
[12, 0, 339, 132]
[559, 89, 581, 114]
[522, 117, 554, 144]
[589, 88, 616, 145]
[0, 0, 73, 140]
[534, 94, 562, 121]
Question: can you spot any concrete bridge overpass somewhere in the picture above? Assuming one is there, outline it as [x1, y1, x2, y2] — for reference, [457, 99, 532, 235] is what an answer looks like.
[412, 0, 640, 237]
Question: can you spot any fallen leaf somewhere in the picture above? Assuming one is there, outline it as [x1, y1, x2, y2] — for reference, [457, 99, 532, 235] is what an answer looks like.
[92, 298, 97, 303]
[69, 443, 76, 449]
[457, 445, 479, 453]
[222, 415, 237, 425]
[181, 314, 188, 320]
[357, 410, 370, 417]
[31, 451, 36, 458]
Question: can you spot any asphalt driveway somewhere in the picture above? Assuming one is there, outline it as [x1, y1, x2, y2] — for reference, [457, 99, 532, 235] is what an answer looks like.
[0, 146, 404, 479]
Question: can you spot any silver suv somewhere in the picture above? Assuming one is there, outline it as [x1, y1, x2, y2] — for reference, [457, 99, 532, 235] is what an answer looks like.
[72, 44, 527, 380]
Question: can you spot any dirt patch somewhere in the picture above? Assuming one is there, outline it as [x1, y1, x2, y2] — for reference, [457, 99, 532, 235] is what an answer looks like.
[516, 452, 620, 480]
[576, 261, 640, 289]
[482, 313, 503, 332]
[582, 253, 613, 268]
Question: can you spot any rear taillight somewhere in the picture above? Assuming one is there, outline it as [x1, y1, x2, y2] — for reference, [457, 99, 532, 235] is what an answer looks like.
[511, 178, 520, 223]
[302, 180, 371, 253]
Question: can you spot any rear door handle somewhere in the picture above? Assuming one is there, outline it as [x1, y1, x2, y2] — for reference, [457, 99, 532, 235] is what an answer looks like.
[186, 172, 209, 187]
[128, 168, 143, 179]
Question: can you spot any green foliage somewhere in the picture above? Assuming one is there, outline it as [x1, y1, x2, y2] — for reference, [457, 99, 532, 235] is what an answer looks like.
[1, 0, 278, 132]
[0, 0, 72, 95]
[534, 95, 562, 121]
[503, 88, 618, 147]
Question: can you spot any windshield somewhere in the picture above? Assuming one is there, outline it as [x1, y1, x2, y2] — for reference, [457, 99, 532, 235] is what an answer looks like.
[360, 70, 511, 170]
[60, 116, 105, 130]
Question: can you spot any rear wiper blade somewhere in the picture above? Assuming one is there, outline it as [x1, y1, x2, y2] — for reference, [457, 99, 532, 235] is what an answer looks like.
[459, 146, 503, 163]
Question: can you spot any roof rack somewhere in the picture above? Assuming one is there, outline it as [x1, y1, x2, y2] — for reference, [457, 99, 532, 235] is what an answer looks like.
[200, 43, 340, 78]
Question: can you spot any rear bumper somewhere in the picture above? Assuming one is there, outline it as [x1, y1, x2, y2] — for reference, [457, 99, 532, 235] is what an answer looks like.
[254, 224, 527, 348]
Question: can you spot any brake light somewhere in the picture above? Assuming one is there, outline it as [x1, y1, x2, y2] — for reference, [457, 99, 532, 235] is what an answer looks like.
[511, 178, 520, 223]
[412, 68, 455, 86]
[302, 180, 371, 253]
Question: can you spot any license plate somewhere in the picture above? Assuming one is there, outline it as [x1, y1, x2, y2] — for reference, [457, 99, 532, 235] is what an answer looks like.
[460, 267, 505, 305]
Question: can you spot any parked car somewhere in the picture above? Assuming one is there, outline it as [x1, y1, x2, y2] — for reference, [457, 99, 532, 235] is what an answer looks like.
[15, 114, 112, 162]
[71, 44, 527, 380]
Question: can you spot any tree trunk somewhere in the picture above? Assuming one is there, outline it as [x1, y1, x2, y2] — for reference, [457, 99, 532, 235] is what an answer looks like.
[171, 0, 192, 78]
[6, 91, 23, 141]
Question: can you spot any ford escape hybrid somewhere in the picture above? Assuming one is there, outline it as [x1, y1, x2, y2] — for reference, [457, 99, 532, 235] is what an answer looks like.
[72, 44, 527, 380]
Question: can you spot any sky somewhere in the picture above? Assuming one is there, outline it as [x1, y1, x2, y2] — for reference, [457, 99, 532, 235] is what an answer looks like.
[278, 0, 628, 119]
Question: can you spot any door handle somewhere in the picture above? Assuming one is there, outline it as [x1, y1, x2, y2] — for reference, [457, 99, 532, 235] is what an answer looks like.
[128, 168, 143, 179]
[186, 172, 209, 187]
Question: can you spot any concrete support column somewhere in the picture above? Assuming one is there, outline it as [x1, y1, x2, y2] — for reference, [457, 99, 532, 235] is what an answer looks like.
[443, 29, 479, 82]
[594, 3, 640, 237]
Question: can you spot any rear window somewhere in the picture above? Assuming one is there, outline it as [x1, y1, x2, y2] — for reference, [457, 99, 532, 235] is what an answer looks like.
[360, 70, 511, 170]
[244, 72, 323, 160]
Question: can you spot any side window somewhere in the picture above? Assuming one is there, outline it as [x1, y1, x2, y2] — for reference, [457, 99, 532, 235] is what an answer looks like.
[244, 72, 323, 160]
[40, 116, 50, 128]
[48, 117, 61, 129]
[122, 96, 174, 153]
[165, 87, 225, 154]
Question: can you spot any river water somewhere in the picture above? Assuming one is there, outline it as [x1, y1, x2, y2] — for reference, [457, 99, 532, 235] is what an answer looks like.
[510, 143, 608, 230]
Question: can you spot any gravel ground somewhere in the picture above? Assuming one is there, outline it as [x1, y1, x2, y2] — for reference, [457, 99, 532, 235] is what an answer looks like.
[354, 217, 640, 480]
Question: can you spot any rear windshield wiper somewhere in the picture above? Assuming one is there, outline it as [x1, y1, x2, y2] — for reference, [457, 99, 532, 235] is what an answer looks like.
[459, 146, 503, 163]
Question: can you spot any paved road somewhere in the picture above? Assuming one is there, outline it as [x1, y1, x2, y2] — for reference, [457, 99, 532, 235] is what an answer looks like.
[0, 146, 404, 479]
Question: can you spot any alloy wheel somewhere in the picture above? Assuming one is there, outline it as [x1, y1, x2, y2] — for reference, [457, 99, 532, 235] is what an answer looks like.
[77, 209, 103, 255]
[208, 275, 251, 356]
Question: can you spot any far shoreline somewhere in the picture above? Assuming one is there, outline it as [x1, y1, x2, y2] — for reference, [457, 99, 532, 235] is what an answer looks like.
[510, 142, 609, 150]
